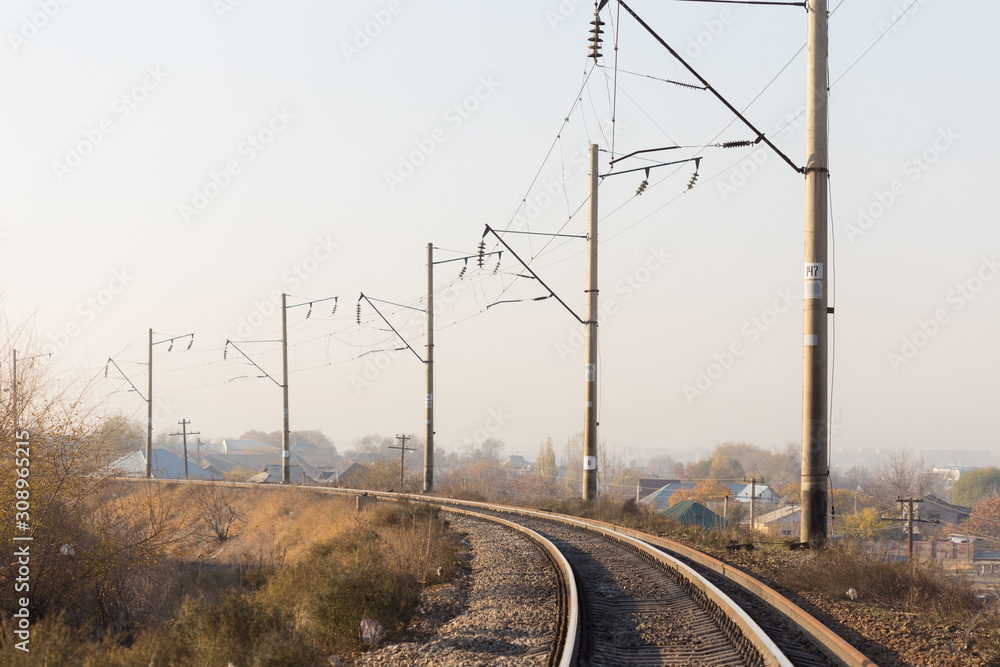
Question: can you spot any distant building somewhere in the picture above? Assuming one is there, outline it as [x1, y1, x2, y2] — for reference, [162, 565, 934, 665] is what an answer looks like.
[757, 505, 801, 537]
[661, 501, 723, 530]
[638, 483, 698, 511]
[922, 494, 972, 526]
[337, 462, 369, 487]
[221, 438, 278, 454]
[503, 455, 533, 471]
[635, 478, 680, 499]
[98, 449, 221, 480]
[248, 465, 307, 484]
[732, 483, 782, 504]
[932, 466, 979, 482]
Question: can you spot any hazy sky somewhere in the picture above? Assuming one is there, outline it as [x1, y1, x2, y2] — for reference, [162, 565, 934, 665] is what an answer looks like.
[3, 0, 997, 466]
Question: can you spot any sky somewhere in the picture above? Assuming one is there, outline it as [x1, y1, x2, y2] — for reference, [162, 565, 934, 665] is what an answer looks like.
[2, 0, 998, 468]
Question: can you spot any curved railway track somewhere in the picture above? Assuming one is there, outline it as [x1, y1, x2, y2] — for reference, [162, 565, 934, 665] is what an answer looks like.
[117, 480, 880, 666]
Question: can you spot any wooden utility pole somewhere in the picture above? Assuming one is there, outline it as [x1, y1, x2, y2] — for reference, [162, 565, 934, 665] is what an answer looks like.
[389, 434, 415, 491]
[425, 243, 435, 493]
[800, 0, 831, 547]
[882, 497, 936, 561]
[169, 419, 200, 480]
[583, 143, 599, 502]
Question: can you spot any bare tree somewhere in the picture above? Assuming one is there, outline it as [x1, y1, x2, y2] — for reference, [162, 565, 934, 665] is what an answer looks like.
[195, 484, 243, 541]
[871, 448, 936, 504]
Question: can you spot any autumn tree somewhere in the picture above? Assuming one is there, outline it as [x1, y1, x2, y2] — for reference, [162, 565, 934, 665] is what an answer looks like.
[952, 467, 1000, 508]
[669, 479, 730, 507]
[961, 497, 1000, 546]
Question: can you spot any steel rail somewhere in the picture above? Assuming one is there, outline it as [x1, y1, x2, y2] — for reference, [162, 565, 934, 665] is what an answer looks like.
[113, 479, 877, 666]
[440, 506, 579, 667]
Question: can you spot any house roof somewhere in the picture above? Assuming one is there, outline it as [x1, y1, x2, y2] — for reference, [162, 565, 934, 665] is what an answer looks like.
[637, 478, 680, 497]
[99, 449, 220, 480]
[503, 455, 533, 469]
[639, 483, 697, 510]
[757, 505, 800, 525]
[924, 494, 972, 515]
[222, 438, 279, 452]
[661, 501, 722, 530]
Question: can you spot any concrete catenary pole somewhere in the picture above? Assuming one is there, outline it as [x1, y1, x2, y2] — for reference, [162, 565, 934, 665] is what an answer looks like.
[583, 143, 599, 502]
[800, 0, 830, 546]
[11, 349, 16, 424]
[146, 328, 153, 478]
[281, 293, 290, 485]
[424, 243, 435, 493]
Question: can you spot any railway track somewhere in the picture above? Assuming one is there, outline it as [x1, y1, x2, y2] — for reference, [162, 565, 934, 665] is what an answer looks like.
[115, 480, 879, 666]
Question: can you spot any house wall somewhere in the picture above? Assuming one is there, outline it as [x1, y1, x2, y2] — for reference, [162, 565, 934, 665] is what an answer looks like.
[884, 539, 978, 564]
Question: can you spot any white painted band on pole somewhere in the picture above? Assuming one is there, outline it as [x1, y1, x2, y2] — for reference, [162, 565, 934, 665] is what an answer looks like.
[585, 364, 595, 382]
[583, 456, 597, 470]
[585, 401, 593, 408]
[282, 450, 290, 458]
[804, 280, 823, 299]
[805, 334, 819, 346]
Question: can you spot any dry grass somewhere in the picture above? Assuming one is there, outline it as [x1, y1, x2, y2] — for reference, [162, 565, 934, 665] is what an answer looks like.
[1, 485, 461, 666]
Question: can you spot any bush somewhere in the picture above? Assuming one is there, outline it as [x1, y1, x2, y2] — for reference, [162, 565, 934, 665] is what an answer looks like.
[119, 594, 324, 667]
[261, 502, 458, 654]
[776, 540, 981, 616]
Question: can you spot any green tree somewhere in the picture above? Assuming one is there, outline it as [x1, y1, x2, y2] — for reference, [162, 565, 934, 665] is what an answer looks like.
[536, 437, 557, 484]
[952, 467, 1000, 508]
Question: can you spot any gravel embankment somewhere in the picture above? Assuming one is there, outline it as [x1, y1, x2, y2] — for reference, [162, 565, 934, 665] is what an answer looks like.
[350, 515, 558, 666]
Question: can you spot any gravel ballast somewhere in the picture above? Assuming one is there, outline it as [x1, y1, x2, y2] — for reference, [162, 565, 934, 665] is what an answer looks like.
[349, 515, 559, 666]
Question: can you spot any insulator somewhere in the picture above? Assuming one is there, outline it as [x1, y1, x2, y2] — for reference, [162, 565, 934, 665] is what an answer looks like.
[477, 240, 485, 268]
[687, 171, 699, 190]
[458, 265, 467, 280]
[636, 179, 648, 196]
[104, 363, 109, 378]
[589, 13, 604, 60]
[306, 303, 313, 319]
[356, 304, 362, 325]
[721, 140, 753, 149]
[167, 342, 173, 352]
[187, 337, 193, 350]
[493, 257, 501, 275]
[223, 346, 228, 360]
[331, 299, 338, 317]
